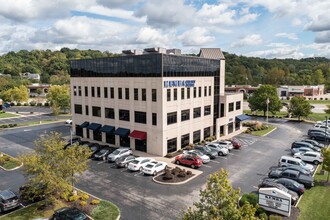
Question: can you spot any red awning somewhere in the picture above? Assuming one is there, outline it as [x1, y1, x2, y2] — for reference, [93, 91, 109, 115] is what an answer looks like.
[129, 130, 147, 140]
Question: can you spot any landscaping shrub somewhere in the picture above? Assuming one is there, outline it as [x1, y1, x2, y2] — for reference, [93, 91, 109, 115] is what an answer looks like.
[2, 125, 8, 128]
[10, 102, 15, 106]
[80, 193, 89, 201]
[23, 103, 29, 106]
[177, 171, 186, 178]
[30, 101, 36, 106]
[186, 171, 192, 175]
[79, 201, 87, 206]
[17, 102, 22, 106]
[90, 199, 100, 205]
[163, 170, 173, 180]
[259, 212, 268, 220]
[69, 195, 79, 202]
[269, 215, 282, 220]
[60, 191, 71, 201]
[37, 103, 43, 106]
[171, 167, 182, 175]
[44, 102, 50, 107]
[239, 193, 258, 206]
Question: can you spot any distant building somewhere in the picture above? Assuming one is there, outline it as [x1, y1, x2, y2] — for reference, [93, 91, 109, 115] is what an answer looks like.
[22, 72, 40, 81]
[26, 84, 50, 97]
[278, 85, 324, 98]
[225, 85, 259, 97]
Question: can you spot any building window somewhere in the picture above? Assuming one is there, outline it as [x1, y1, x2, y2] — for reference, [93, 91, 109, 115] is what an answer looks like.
[198, 87, 201, 97]
[142, 88, 146, 101]
[193, 87, 197, 98]
[74, 104, 82, 114]
[204, 105, 211, 116]
[110, 87, 114, 99]
[228, 122, 234, 134]
[134, 88, 138, 100]
[73, 86, 77, 96]
[181, 109, 190, 121]
[204, 86, 207, 97]
[167, 89, 171, 101]
[193, 107, 201, 118]
[152, 89, 157, 102]
[167, 138, 177, 153]
[125, 88, 129, 100]
[105, 108, 115, 119]
[204, 127, 211, 139]
[104, 87, 108, 98]
[209, 86, 211, 96]
[78, 86, 82, 96]
[229, 102, 234, 112]
[118, 88, 122, 99]
[91, 87, 95, 97]
[92, 106, 101, 117]
[181, 134, 189, 148]
[181, 88, 184, 100]
[220, 103, 225, 117]
[119, 109, 130, 121]
[97, 87, 101, 98]
[187, 88, 190, 99]
[152, 113, 157, 125]
[134, 111, 147, 124]
[236, 101, 241, 110]
[193, 130, 201, 143]
[174, 88, 177, 101]
[85, 86, 88, 97]
[85, 105, 89, 115]
[167, 112, 177, 125]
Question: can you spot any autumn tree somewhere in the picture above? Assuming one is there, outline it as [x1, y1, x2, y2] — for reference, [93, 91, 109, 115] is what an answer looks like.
[19, 132, 91, 205]
[46, 85, 70, 114]
[288, 96, 312, 121]
[1, 85, 29, 103]
[181, 169, 258, 220]
[248, 85, 282, 116]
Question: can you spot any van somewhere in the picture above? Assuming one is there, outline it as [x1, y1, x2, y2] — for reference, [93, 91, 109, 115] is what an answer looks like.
[278, 156, 314, 173]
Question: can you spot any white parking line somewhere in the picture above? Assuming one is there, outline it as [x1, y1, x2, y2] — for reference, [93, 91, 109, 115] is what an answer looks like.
[110, 164, 117, 168]
[134, 171, 144, 176]
[210, 160, 220, 164]
[23, 129, 32, 132]
[252, 186, 259, 189]
[203, 164, 212, 168]
[218, 157, 227, 159]
[120, 168, 128, 172]
[20, 203, 25, 208]
[228, 153, 235, 155]
[97, 161, 106, 165]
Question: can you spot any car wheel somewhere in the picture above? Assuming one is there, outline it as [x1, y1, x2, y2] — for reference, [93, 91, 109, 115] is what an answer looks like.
[191, 164, 196, 169]
[218, 152, 223, 156]
[153, 171, 157, 176]
[125, 163, 128, 168]
[313, 160, 319, 165]
[311, 136, 315, 140]
[175, 160, 180, 165]
[139, 167, 143, 171]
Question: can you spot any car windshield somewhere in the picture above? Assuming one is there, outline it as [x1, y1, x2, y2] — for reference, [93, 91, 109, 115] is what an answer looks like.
[112, 150, 120, 155]
[131, 160, 139, 164]
[91, 146, 98, 151]
[300, 161, 307, 166]
[194, 151, 203, 156]
[100, 149, 107, 153]
[203, 147, 211, 152]
[145, 164, 154, 168]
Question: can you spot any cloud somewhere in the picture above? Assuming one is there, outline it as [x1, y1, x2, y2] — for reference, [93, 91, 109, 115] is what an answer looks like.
[96, 0, 141, 8]
[305, 14, 330, 32]
[135, 27, 173, 47]
[178, 27, 215, 46]
[275, 32, 298, 40]
[315, 31, 330, 43]
[247, 48, 304, 59]
[231, 34, 263, 48]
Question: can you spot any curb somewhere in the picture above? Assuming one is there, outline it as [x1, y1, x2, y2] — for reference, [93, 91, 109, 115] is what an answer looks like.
[0, 120, 67, 130]
[261, 126, 277, 136]
[0, 153, 23, 171]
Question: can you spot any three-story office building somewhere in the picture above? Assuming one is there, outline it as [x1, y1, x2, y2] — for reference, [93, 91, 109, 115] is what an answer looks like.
[70, 48, 245, 156]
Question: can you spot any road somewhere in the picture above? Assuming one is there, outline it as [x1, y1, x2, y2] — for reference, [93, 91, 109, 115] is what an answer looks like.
[0, 119, 314, 219]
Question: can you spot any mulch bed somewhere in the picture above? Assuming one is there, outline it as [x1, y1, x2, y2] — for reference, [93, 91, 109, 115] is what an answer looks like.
[154, 167, 195, 183]
[154, 173, 195, 183]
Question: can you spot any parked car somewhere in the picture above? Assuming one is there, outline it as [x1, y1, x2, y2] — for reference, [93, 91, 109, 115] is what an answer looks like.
[301, 139, 325, 149]
[309, 131, 330, 142]
[51, 207, 88, 220]
[107, 148, 132, 162]
[115, 155, 136, 168]
[81, 142, 100, 158]
[258, 181, 299, 204]
[0, 190, 20, 213]
[206, 143, 229, 156]
[269, 166, 312, 176]
[314, 124, 330, 129]
[293, 151, 323, 165]
[261, 178, 305, 196]
[291, 146, 316, 155]
[193, 145, 218, 159]
[268, 169, 314, 187]
[142, 161, 167, 176]
[307, 128, 330, 136]
[93, 147, 116, 160]
[229, 138, 242, 149]
[278, 156, 315, 173]
[291, 141, 321, 152]
[217, 140, 234, 151]
[65, 119, 72, 125]
[183, 150, 210, 163]
[127, 157, 155, 171]
[174, 155, 203, 169]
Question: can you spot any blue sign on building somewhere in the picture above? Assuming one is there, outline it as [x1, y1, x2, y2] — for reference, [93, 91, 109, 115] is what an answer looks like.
[164, 80, 196, 88]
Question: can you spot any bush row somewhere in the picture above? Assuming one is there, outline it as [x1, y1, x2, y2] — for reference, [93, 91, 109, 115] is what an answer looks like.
[10, 102, 50, 107]
[0, 124, 18, 128]
[163, 166, 193, 180]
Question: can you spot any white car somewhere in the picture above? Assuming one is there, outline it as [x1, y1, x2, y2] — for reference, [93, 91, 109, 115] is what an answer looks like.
[128, 157, 155, 171]
[293, 151, 323, 165]
[65, 119, 72, 125]
[107, 148, 132, 162]
[183, 150, 210, 163]
[217, 140, 234, 151]
[206, 143, 229, 156]
[142, 161, 167, 176]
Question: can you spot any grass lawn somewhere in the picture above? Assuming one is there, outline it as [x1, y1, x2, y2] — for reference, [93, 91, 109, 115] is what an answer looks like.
[250, 125, 276, 136]
[298, 166, 330, 220]
[91, 200, 120, 220]
[0, 200, 67, 220]
[0, 112, 18, 118]
[243, 110, 288, 117]
[306, 113, 329, 122]
[0, 154, 22, 170]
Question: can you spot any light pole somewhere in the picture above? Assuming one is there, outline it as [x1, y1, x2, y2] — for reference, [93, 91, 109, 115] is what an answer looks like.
[266, 98, 270, 128]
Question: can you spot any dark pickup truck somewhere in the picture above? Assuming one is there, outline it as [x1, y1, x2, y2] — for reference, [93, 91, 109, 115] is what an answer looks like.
[268, 169, 314, 187]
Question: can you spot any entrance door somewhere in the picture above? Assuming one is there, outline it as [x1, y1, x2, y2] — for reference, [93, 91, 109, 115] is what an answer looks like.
[135, 139, 147, 152]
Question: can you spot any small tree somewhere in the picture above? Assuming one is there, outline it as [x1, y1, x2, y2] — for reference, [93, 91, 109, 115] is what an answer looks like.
[288, 96, 312, 121]
[324, 104, 330, 114]
[322, 148, 330, 182]
[46, 85, 70, 114]
[19, 132, 91, 205]
[180, 169, 258, 220]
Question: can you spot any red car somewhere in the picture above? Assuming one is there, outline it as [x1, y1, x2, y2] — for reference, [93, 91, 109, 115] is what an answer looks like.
[229, 139, 241, 149]
[174, 155, 203, 169]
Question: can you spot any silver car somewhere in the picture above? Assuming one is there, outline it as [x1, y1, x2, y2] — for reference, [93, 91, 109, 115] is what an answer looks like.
[107, 148, 132, 162]
[206, 143, 229, 156]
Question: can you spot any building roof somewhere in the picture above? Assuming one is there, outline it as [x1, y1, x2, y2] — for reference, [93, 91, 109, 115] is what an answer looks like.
[198, 48, 225, 60]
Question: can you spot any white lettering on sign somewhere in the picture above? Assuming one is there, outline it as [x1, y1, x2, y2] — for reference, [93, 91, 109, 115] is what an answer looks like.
[164, 80, 196, 88]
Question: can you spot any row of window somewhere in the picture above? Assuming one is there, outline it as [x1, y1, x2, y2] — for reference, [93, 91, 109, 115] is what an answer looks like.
[228, 101, 241, 112]
[74, 104, 157, 125]
[167, 86, 211, 101]
[73, 86, 157, 102]
[167, 106, 211, 125]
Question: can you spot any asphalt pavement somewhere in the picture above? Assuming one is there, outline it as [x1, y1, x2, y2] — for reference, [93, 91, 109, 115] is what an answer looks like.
[0, 119, 315, 220]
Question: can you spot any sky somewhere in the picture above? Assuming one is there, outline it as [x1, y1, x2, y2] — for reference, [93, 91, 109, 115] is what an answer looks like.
[0, 0, 330, 59]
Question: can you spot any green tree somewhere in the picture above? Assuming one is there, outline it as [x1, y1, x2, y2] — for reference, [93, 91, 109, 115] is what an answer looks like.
[322, 148, 330, 182]
[288, 96, 312, 121]
[1, 85, 29, 103]
[324, 105, 330, 114]
[46, 85, 70, 114]
[248, 85, 282, 116]
[19, 132, 91, 205]
[312, 69, 325, 85]
[181, 169, 258, 220]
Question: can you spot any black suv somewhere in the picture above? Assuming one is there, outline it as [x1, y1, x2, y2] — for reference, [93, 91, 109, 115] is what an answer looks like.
[52, 207, 88, 220]
[0, 190, 20, 213]
[291, 141, 320, 152]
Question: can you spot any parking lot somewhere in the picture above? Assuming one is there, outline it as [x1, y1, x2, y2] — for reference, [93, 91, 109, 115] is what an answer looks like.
[0, 118, 315, 219]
